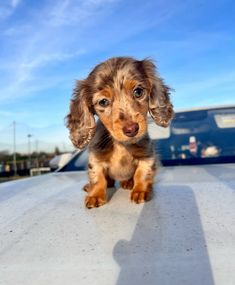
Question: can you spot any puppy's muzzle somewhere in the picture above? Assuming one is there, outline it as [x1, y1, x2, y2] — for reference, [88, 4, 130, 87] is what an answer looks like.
[122, 122, 139, 137]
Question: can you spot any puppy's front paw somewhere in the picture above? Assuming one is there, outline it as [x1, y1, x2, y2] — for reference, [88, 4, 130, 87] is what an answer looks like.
[85, 195, 107, 209]
[131, 189, 151, 204]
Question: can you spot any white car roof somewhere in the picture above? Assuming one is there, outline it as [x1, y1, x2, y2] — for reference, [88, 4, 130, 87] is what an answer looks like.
[0, 164, 235, 285]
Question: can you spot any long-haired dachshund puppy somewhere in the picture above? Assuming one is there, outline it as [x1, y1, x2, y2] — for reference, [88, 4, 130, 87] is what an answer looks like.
[66, 57, 173, 208]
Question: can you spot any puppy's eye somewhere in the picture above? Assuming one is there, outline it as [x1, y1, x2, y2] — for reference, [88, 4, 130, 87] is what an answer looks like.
[98, 98, 110, 107]
[133, 87, 144, 99]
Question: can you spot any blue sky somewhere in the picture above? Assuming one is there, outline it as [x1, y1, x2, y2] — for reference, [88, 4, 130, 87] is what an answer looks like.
[0, 0, 235, 152]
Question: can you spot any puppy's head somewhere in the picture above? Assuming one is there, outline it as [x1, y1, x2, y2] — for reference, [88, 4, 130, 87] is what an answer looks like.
[66, 57, 174, 148]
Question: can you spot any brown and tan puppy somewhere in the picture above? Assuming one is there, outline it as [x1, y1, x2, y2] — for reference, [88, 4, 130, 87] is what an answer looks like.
[66, 57, 173, 208]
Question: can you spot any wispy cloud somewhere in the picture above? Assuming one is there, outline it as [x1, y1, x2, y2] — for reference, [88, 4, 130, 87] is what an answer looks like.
[0, 0, 121, 103]
[173, 70, 235, 109]
[11, 0, 21, 8]
[0, 0, 21, 19]
[0, 58, 81, 104]
[0, 110, 23, 117]
[48, 0, 117, 27]
[16, 49, 85, 84]
[175, 71, 235, 93]
[20, 50, 85, 70]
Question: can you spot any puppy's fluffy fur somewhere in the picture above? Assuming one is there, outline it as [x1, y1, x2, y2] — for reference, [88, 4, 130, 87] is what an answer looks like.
[66, 57, 173, 208]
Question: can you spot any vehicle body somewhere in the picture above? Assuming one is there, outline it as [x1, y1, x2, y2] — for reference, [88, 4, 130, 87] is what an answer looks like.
[0, 106, 235, 285]
[49, 152, 74, 171]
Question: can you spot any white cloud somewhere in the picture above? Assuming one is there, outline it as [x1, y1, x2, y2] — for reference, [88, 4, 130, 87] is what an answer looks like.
[13, 49, 85, 86]
[47, 0, 118, 26]
[172, 70, 235, 109]
[175, 71, 235, 95]
[0, 72, 73, 104]
[20, 49, 85, 70]
[0, 0, 21, 19]
[0, 0, 119, 103]
[0, 4, 12, 19]
[0, 110, 27, 117]
[11, 0, 21, 8]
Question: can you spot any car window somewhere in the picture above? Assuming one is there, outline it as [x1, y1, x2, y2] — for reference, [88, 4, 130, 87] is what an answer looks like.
[156, 107, 235, 165]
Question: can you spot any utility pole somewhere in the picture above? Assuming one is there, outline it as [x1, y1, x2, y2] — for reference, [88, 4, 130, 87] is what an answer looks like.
[27, 134, 32, 169]
[35, 139, 39, 169]
[13, 121, 17, 176]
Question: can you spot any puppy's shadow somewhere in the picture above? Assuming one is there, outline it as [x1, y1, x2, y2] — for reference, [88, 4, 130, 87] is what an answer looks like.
[113, 185, 215, 285]
[107, 186, 119, 201]
[107, 180, 135, 202]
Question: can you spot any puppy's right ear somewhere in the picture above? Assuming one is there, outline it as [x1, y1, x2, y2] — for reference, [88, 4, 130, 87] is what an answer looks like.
[66, 80, 96, 149]
[140, 59, 174, 128]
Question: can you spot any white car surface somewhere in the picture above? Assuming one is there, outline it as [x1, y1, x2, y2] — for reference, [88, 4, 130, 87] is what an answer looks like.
[0, 164, 235, 285]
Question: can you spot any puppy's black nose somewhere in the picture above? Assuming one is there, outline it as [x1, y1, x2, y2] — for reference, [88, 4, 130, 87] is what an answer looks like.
[123, 122, 139, 137]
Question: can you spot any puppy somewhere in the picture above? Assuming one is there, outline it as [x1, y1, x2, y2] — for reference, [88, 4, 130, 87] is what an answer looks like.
[66, 57, 173, 208]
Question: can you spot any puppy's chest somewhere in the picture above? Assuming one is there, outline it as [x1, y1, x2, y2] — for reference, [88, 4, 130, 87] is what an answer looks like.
[108, 144, 137, 181]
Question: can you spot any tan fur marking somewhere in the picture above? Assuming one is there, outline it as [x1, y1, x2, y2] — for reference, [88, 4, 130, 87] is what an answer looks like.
[123, 79, 138, 94]
[85, 170, 107, 209]
[131, 158, 156, 203]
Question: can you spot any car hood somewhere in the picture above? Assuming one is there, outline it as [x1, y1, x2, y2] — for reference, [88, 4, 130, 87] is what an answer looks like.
[0, 164, 235, 285]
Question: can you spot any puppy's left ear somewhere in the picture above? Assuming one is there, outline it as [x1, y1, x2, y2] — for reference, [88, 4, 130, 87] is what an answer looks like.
[140, 59, 174, 127]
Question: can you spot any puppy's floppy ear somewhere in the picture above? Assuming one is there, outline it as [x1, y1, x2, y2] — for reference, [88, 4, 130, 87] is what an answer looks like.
[66, 80, 96, 149]
[141, 59, 174, 127]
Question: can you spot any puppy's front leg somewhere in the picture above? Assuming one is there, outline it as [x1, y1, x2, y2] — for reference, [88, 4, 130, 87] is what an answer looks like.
[85, 164, 107, 209]
[131, 158, 156, 204]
